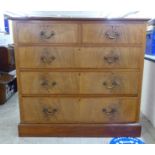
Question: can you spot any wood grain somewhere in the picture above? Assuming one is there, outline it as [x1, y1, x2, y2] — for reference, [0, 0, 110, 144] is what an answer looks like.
[20, 97, 138, 123]
[16, 22, 79, 44]
[20, 71, 139, 95]
[137, 23, 147, 119]
[82, 23, 145, 44]
[18, 123, 142, 137]
[18, 46, 141, 69]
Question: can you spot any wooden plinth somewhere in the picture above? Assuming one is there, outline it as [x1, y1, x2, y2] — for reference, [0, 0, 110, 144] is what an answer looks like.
[18, 123, 141, 137]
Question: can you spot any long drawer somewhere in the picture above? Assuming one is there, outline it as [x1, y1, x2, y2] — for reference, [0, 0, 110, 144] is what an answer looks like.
[20, 97, 138, 123]
[20, 71, 139, 95]
[16, 22, 78, 44]
[82, 23, 145, 44]
[18, 47, 140, 69]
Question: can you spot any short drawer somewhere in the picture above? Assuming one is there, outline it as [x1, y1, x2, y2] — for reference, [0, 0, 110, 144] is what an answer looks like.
[18, 47, 140, 69]
[82, 23, 145, 44]
[16, 22, 78, 44]
[21, 97, 138, 123]
[20, 71, 138, 95]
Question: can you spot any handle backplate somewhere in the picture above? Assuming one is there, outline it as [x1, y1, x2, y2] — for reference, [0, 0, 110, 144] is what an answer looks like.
[104, 54, 119, 64]
[43, 107, 58, 116]
[40, 79, 57, 89]
[103, 79, 120, 89]
[102, 107, 117, 115]
[40, 31, 55, 39]
[105, 26, 120, 40]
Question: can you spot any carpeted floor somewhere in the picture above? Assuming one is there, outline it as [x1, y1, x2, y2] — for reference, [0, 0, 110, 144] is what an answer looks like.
[0, 93, 155, 144]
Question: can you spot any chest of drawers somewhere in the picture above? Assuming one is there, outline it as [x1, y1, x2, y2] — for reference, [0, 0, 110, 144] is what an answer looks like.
[12, 17, 147, 137]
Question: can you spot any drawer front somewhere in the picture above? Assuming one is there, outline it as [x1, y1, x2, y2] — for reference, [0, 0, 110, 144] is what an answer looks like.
[20, 72, 138, 95]
[21, 97, 138, 123]
[16, 22, 78, 44]
[82, 23, 145, 43]
[18, 47, 140, 69]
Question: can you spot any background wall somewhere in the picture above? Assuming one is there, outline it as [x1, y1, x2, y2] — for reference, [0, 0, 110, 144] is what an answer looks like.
[141, 60, 155, 127]
[0, 12, 13, 45]
[1, 0, 155, 18]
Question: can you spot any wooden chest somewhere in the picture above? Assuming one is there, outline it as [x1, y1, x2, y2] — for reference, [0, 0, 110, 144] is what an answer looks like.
[0, 46, 15, 72]
[0, 71, 17, 105]
[12, 17, 147, 137]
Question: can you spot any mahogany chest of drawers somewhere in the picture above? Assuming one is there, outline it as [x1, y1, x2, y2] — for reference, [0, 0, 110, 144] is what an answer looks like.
[11, 17, 147, 137]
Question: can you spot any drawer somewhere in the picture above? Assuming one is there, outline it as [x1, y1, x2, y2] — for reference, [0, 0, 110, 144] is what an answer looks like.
[16, 22, 78, 44]
[21, 97, 138, 123]
[20, 71, 138, 95]
[18, 47, 140, 69]
[82, 23, 145, 44]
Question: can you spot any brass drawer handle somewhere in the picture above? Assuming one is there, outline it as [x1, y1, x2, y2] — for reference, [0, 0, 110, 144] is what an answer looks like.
[40, 55, 56, 64]
[104, 55, 119, 64]
[105, 31, 120, 39]
[102, 108, 117, 115]
[41, 79, 57, 88]
[43, 107, 58, 116]
[40, 31, 55, 39]
[41, 79, 49, 87]
[103, 80, 120, 89]
[105, 26, 120, 40]
[51, 81, 57, 86]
